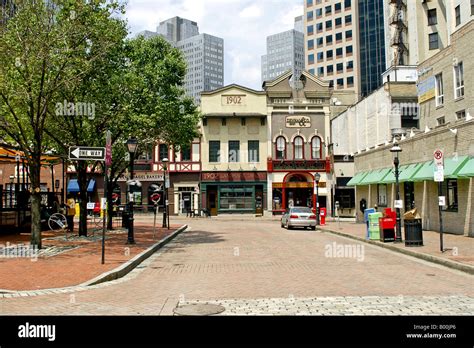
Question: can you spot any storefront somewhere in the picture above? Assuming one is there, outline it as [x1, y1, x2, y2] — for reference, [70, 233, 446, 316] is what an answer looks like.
[170, 173, 200, 215]
[200, 172, 267, 216]
[117, 173, 164, 212]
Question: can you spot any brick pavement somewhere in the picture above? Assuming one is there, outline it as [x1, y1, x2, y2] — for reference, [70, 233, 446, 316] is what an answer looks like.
[0, 217, 473, 315]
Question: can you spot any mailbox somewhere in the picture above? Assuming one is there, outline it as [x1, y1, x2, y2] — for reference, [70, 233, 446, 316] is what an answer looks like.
[320, 207, 327, 226]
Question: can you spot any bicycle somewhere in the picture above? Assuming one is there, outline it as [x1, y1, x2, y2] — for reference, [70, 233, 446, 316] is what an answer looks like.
[48, 212, 68, 231]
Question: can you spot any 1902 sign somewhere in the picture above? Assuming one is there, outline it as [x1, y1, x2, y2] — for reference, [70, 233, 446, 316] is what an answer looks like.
[222, 95, 246, 105]
[286, 116, 311, 128]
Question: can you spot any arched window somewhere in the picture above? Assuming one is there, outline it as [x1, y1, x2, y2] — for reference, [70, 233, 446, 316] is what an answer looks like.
[311, 136, 322, 159]
[276, 136, 286, 159]
[294, 136, 304, 160]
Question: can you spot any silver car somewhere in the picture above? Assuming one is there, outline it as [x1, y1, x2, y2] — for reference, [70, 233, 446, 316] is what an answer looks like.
[281, 207, 317, 230]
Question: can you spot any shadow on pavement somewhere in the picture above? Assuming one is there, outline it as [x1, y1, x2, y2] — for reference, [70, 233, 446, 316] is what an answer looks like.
[168, 230, 226, 249]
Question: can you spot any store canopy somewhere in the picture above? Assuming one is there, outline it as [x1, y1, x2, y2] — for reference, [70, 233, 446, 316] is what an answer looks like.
[412, 156, 469, 182]
[358, 168, 391, 185]
[457, 157, 474, 177]
[346, 171, 368, 186]
[67, 179, 80, 193]
[87, 179, 96, 193]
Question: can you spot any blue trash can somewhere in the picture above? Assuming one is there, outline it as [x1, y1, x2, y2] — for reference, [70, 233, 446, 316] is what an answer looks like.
[364, 208, 376, 240]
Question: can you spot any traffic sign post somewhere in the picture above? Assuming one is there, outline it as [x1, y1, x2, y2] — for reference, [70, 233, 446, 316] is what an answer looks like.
[69, 147, 106, 161]
[434, 149, 445, 252]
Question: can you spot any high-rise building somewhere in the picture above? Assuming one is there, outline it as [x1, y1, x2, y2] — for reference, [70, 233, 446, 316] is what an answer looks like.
[261, 16, 305, 86]
[138, 16, 224, 104]
[305, 0, 359, 95]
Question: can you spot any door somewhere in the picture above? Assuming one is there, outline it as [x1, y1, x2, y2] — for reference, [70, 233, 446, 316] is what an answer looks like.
[207, 190, 218, 216]
[404, 182, 415, 210]
[255, 190, 263, 215]
[182, 192, 191, 214]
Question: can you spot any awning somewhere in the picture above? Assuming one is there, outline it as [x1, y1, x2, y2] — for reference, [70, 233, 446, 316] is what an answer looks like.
[412, 156, 469, 182]
[67, 179, 80, 193]
[346, 171, 368, 186]
[87, 179, 96, 193]
[457, 157, 474, 177]
[358, 168, 391, 185]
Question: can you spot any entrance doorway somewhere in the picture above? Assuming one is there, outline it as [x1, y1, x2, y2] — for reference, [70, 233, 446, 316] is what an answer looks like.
[404, 182, 415, 210]
[207, 188, 218, 216]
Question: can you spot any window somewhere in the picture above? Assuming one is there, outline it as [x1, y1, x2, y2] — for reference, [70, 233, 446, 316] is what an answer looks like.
[336, 32, 343, 42]
[308, 39, 314, 50]
[326, 20, 332, 29]
[455, 5, 461, 26]
[241, 117, 246, 126]
[248, 141, 259, 162]
[222, 118, 226, 126]
[309, 68, 315, 75]
[346, 29, 352, 39]
[308, 53, 315, 64]
[442, 180, 458, 211]
[344, 0, 351, 9]
[454, 61, 464, 98]
[325, 5, 332, 15]
[326, 35, 333, 44]
[377, 184, 388, 207]
[435, 73, 444, 106]
[346, 45, 353, 55]
[276, 136, 286, 160]
[456, 110, 466, 120]
[229, 141, 240, 162]
[261, 117, 266, 126]
[220, 186, 254, 211]
[336, 63, 343, 72]
[294, 137, 304, 160]
[316, 22, 323, 32]
[317, 66, 324, 76]
[307, 0, 313, 6]
[337, 78, 344, 88]
[427, 8, 437, 25]
[347, 76, 354, 86]
[335, 2, 342, 12]
[326, 50, 333, 59]
[159, 144, 168, 161]
[347, 60, 353, 70]
[335, 17, 342, 27]
[316, 8, 323, 17]
[327, 65, 334, 74]
[317, 52, 324, 62]
[307, 10, 313, 21]
[307, 25, 314, 35]
[209, 141, 220, 162]
[336, 47, 343, 57]
[345, 15, 352, 24]
[202, 118, 207, 126]
[429, 32, 439, 50]
[181, 146, 191, 161]
[437, 116, 445, 126]
[311, 136, 322, 159]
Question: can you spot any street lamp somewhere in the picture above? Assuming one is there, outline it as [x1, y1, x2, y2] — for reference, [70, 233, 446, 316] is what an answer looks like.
[314, 172, 321, 225]
[162, 158, 169, 229]
[126, 137, 138, 244]
[390, 142, 402, 243]
[9, 175, 14, 208]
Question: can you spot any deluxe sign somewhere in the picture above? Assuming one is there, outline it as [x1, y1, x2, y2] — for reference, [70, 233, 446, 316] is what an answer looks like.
[286, 116, 311, 128]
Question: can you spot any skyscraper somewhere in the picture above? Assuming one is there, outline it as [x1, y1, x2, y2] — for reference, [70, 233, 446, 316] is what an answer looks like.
[261, 16, 305, 86]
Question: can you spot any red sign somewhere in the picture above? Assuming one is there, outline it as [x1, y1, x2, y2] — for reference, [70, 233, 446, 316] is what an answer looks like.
[433, 149, 444, 169]
[201, 171, 266, 182]
[105, 131, 112, 167]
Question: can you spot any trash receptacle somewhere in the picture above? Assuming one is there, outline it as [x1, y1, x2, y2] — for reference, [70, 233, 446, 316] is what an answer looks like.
[404, 218, 423, 246]
[122, 211, 129, 228]
[364, 208, 376, 239]
[368, 212, 383, 240]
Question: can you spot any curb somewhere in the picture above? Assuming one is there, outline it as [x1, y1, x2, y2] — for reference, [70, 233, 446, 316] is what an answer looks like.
[320, 227, 474, 275]
[0, 225, 188, 297]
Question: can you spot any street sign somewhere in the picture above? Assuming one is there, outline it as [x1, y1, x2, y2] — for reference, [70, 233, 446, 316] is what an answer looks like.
[438, 196, 446, 206]
[434, 167, 444, 182]
[434, 149, 444, 168]
[394, 200, 403, 209]
[69, 147, 105, 161]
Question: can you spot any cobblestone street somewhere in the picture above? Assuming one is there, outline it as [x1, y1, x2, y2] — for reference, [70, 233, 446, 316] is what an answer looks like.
[1, 217, 473, 315]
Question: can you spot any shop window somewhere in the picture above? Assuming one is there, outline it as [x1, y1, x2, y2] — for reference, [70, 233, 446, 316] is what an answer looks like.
[294, 136, 304, 160]
[377, 184, 387, 207]
[311, 136, 322, 159]
[442, 179, 458, 212]
[220, 186, 254, 211]
[276, 136, 286, 160]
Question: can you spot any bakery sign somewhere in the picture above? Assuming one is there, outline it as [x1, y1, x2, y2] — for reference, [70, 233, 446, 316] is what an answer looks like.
[286, 116, 311, 128]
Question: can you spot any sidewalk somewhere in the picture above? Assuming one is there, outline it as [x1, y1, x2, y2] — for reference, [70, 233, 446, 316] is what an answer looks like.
[319, 219, 474, 273]
[0, 222, 183, 291]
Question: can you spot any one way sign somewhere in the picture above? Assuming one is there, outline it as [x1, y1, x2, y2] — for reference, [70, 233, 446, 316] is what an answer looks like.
[69, 147, 105, 161]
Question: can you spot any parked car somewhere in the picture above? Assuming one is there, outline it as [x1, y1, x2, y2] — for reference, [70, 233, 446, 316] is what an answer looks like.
[281, 207, 316, 230]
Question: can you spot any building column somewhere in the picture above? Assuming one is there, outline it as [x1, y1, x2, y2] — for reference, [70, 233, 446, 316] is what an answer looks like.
[368, 184, 372, 208]
[464, 177, 473, 236]
[422, 180, 428, 231]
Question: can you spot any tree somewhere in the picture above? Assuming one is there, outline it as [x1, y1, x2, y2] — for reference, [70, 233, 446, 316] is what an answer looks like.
[0, 0, 126, 247]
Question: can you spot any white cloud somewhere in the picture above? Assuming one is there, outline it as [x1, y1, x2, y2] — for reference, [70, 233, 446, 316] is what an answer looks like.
[125, 0, 303, 90]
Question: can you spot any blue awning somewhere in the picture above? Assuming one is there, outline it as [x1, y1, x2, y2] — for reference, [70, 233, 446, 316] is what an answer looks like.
[67, 179, 80, 193]
[87, 179, 96, 193]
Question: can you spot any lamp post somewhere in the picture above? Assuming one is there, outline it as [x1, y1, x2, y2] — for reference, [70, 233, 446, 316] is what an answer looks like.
[390, 143, 402, 243]
[314, 172, 321, 225]
[126, 137, 138, 244]
[162, 158, 169, 229]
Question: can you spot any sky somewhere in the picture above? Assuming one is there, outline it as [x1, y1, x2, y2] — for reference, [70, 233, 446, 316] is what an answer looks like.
[124, 0, 303, 90]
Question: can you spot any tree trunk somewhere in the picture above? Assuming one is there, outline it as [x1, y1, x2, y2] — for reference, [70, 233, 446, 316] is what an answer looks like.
[77, 162, 88, 237]
[30, 159, 42, 249]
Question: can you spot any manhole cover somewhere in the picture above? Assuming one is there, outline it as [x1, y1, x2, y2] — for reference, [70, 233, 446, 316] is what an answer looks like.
[174, 303, 225, 316]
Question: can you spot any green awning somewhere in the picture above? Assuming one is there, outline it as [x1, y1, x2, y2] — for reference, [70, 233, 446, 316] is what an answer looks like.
[399, 163, 424, 182]
[358, 168, 391, 185]
[412, 156, 469, 182]
[346, 171, 368, 186]
[458, 157, 474, 177]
